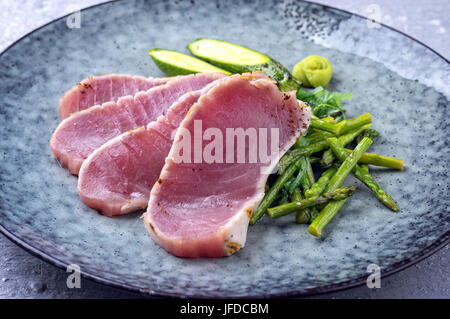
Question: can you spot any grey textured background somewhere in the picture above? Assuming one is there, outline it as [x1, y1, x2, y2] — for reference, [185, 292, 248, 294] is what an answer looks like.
[0, 0, 448, 298]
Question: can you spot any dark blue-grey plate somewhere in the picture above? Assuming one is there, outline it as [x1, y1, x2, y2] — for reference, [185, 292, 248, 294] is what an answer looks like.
[0, 0, 449, 298]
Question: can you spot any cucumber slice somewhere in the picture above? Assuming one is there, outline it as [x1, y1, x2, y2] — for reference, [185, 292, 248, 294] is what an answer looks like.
[187, 38, 300, 91]
[149, 49, 231, 76]
[188, 39, 270, 71]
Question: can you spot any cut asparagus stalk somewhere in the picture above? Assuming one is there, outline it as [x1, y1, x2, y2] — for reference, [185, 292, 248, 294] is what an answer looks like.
[295, 157, 316, 223]
[338, 113, 372, 135]
[250, 156, 304, 225]
[345, 149, 404, 170]
[329, 139, 400, 211]
[305, 167, 337, 200]
[308, 137, 373, 236]
[268, 187, 356, 219]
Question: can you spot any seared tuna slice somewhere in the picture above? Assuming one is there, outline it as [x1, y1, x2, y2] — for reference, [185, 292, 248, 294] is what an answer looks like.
[59, 74, 170, 119]
[77, 92, 201, 216]
[78, 73, 269, 216]
[144, 75, 311, 258]
[50, 73, 224, 175]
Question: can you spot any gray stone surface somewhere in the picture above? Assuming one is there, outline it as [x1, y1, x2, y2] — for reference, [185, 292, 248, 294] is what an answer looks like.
[0, 0, 448, 299]
[314, 0, 450, 59]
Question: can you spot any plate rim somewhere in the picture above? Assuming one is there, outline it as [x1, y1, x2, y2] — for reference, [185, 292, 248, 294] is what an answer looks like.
[0, 0, 449, 298]
[1, 223, 448, 298]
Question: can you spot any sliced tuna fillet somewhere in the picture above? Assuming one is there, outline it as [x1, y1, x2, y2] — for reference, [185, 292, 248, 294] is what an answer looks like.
[143, 75, 311, 258]
[59, 74, 170, 119]
[77, 93, 201, 217]
[50, 73, 224, 175]
[77, 73, 269, 217]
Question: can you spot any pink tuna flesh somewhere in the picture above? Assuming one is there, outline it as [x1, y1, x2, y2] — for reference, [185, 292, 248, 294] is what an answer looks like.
[144, 74, 311, 258]
[50, 73, 224, 175]
[59, 74, 170, 120]
[77, 73, 269, 216]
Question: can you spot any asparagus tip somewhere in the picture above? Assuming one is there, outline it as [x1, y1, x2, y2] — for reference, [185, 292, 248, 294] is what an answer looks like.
[389, 199, 400, 212]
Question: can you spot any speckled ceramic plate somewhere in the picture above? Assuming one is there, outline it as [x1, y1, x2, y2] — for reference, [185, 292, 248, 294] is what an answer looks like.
[0, 0, 449, 298]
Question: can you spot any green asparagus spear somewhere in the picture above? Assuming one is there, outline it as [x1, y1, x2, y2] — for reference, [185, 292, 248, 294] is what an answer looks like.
[278, 140, 328, 174]
[321, 123, 373, 168]
[250, 157, 303, 225]
[268, 187, 356, 218]
[292, 188, 310, 224]
[322, 147, 403, 170]
[320, 123, 373, 169]
[324, 137, 373, 192]
[354, 169, 398, 210]
[356, 128, 380, 144]
[338, 124, 372, 145]
[309, 137, 373, 236]
[308, 199, 348, 237]
[274, 188, 290, 206]
[301, 157, 315, 189]
[308, 206, 321, 222]
[292, 188, 303, 202]
[329, 140, 399, 211]
[305, 167, 337, 200]
[338, 113, 372, 135]
[333, 128, 377, 171]
[286, 157, 307, 193]
[361, 164, 370, 174]
[295, 157, 316, 223]
[279, 124, 371, 175]
[310, 113, 372, 136]
[345, 149, 404, 170]
[320, 149, 335, 168]
[295, 210, 311, 224]
[302, 130, 334, 146]
[310, 115, 345, 135]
